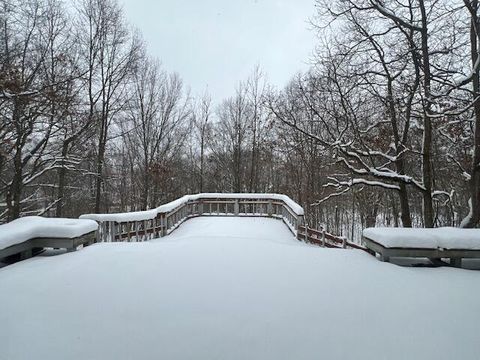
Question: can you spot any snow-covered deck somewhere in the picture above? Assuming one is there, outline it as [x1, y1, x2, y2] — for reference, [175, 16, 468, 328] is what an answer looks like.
[1, 217, 479, 359]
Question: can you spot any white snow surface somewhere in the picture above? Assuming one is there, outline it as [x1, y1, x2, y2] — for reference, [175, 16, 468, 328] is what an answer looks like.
[363, 227, 480, 250]
[1, 217, 479, 360]
[79, 193, 304, 222]
[0, 216, 98, 250]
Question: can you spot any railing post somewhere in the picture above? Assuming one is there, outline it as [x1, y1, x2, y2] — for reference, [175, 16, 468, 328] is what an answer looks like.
[234, 200, 239, 215]
[111, 222, 116, 242]
[321, 227, 326, 247]
[163, 214, 169, 236]
[296, 215, 304, 234]
[159, 215, 163, 237]
[267, 200, 273, 217]
[96, 223, 102, 243]
[143, 220, 147, 241]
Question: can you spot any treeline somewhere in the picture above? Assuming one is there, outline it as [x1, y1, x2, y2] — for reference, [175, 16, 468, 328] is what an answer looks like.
[1, 0, 479, 238]
[272, 0, 480, 233]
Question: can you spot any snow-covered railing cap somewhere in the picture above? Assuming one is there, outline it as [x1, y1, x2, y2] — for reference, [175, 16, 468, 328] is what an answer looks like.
[80, 193, 304, 223]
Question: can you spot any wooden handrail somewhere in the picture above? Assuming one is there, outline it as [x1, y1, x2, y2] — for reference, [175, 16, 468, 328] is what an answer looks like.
[83, 194, 368, 252]
[84, 194, 305, 243]
[296, 225, 369, 252]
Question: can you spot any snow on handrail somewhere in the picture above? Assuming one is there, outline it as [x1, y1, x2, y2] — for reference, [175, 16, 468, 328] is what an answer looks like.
[79, 193, 305, 242]
[80, 193, 304, 223]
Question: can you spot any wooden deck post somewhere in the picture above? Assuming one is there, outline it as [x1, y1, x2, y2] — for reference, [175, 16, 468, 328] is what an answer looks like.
[96, 223, 102, 243]
[296, 225, 303, 241]
[143, 220, 147, 241]
[112, 222, 117, 242]
[234, 200, 239, 215]
[162, 215, 168, 236]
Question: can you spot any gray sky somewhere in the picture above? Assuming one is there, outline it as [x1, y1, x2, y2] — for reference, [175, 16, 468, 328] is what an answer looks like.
[120, 0, 317, 103]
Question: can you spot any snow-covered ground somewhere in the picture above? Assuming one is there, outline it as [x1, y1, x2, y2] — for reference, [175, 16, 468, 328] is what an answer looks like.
[0, 217, 479, 360]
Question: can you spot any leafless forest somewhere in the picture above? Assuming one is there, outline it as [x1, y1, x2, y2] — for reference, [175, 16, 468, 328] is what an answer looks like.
[1, 0, 479, 240]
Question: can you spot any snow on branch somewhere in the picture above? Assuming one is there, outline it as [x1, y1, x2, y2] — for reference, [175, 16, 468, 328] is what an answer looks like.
[337, 156, 425, 191]
[369, 1, 423, 32]
[325, 176, 400, 191]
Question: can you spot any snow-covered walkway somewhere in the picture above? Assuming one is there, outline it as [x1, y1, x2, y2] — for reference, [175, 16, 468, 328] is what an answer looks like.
[0, 217, 479, 360]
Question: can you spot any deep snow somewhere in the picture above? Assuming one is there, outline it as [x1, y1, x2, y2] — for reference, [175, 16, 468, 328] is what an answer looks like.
[0, 217, 479, 360]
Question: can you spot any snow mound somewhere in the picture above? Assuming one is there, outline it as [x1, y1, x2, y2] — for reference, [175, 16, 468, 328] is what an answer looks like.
[0, 216, 98, 250]
[0, 217, 479, 360]
[363, 227, 480, 250]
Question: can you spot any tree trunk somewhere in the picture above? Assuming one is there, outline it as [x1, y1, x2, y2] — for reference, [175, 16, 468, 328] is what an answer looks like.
[462, 0, 480, 228]
[95, 125, 107, 213]
[419, 0, 434, 227]
[142, 162, 150, 210]
[7, 146, 23, 221]
[422, 128, 434, 227]
[199, 134, 205, 193]
[55, 141, 70, 217]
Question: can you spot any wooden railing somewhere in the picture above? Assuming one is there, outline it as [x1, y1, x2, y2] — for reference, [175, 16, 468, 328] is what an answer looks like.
[297, 225, 371, 252]
[82, 194, 305, 243]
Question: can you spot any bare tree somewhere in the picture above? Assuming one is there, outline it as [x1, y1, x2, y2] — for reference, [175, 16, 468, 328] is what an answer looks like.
[76, 0, 140, 213]
[192, 92, 212, 193]
[213, 84, 251, 192]
[123, 56, 190, 209]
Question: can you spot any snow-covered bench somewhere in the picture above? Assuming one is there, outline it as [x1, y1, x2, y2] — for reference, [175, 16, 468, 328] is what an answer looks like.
[0, 216, 98, 261]
[363, 227, 480, 267]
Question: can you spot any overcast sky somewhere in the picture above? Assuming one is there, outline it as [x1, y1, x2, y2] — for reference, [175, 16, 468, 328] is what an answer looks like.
[120, 0, 317, 103]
